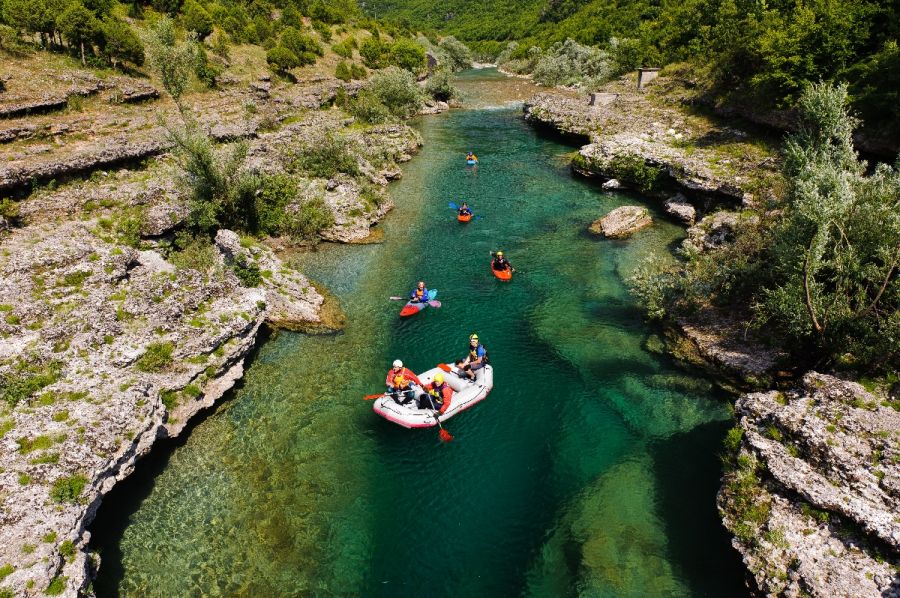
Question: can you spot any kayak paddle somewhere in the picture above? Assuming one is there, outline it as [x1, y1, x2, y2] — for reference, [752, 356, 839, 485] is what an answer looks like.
[390, 296, 441, 308]
[363, 393, 384, 401]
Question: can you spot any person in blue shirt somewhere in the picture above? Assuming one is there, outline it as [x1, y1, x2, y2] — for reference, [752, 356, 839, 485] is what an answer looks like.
[410, 280, 429, 303]
[456, 333, 488, 381]
[458, 202, 473, 216]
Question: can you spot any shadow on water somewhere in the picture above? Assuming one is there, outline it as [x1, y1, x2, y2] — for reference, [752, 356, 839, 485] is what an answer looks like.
[650, 420, 751, 597]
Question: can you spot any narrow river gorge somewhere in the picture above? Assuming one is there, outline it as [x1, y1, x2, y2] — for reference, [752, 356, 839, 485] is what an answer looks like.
[90, 70, 748, 597]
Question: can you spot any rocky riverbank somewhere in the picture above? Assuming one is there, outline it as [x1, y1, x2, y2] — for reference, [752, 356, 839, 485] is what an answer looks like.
[720, 373, 900, 596]
[520, 69, 899, 597]
[0, 48, 424, 595]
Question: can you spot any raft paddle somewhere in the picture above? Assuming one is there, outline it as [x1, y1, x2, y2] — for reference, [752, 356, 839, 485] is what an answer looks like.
[434, 410, 453, 442]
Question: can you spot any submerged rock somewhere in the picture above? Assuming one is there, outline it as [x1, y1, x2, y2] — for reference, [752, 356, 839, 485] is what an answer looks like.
[719, 373, 900, 597]
[590, 205, 651, 238]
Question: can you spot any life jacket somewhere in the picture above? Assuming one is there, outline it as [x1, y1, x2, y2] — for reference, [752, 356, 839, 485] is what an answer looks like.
[412, 287, 427, 301]
[493, 258, 509, 270]
[468, 343, 488, 363]
[427, 382, 450, 403]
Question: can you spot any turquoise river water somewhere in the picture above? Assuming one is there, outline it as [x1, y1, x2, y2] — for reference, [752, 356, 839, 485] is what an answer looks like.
[90, 70, 748, 597]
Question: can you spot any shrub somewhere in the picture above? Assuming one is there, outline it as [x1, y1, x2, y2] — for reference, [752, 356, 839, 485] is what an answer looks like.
[266, 45, 299, 73]
[366, 66, 423, 119]
[424, 69, 457, 102]
[350, 90, 390, 124]
[350, 63, 366, 80]
[254, 173, 297, 236]
[332, 39, 352, 58]
[312, 19, 331, 42]
[45, 576, 67, 595]
[0, 564, 12, 581]
[194, 45, 221, 88]
[231, 255, 261, 287]
[335, 60, 351, 82]
[281, 26, 322, 61]
[181, 0, 212, 38]
[292, 133, 358, 178]
[58, 540, 75, 561]
[437, 36, 472, 71]
[50, 475, 88, 504]
[389, 38, 426, 74]
[168, 232, 218, 274]
[0, 360, 62, 408]
[359, 36, 387, 69]
[136, 341, 174, 372]
[289, 195, 334, 240]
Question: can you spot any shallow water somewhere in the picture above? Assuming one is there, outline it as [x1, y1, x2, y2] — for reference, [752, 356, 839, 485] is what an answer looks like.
[90, 70, 748, 597]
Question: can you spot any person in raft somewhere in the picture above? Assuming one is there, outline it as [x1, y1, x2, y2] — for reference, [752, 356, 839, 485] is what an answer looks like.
[490, 251, 513, 272]
[456, 333, 488, 381]
[419, 372, 453, 412]
[409, 280, 429, 303]
[458, 202, 473, 216]
[386, 359, 422, 404]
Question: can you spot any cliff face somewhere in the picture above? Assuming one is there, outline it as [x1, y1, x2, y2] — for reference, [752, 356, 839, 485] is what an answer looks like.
[720, 373, 900, 597]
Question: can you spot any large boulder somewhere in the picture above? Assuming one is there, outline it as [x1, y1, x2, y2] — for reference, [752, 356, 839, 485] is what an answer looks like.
[663, 193, 695, 224]
[589, 205, 651, 238]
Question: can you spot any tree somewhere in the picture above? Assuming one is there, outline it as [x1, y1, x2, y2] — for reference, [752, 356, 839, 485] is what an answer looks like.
[100, 17, 144, 68]
[144, 17, 195, 102]
[58, 1, 99, 65]
[181, 0, 212, 39]
[437, 35, 472, 71]
[359, 36, 387, 69]
[280, 26, 322, 65]
[389, 38, 426, 74]
[266, 45, 299, 73]
[366, 66, 423, 118]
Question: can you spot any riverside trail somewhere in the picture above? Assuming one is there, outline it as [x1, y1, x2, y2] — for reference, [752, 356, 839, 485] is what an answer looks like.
[90, 70, 748, 597]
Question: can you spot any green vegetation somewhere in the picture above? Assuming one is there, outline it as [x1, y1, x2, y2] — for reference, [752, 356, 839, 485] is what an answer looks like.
[370, 0, 897, 135]
[722, 453, 772, 545]
[58, 540, 75, 562]
[45, 575, 67, 595]
[352, 66, 424, 123]
[50, 474, 88, 504]
[0, 564, 12, 581]
[631, 83, 900, 375]
[0, 359, 63, 408]
[424, 68, 458, 102]
[135, 341, 174, 372]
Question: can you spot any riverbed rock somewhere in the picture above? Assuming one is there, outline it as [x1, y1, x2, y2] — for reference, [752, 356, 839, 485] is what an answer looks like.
[590, 205, 651, 238]
[719, 373, 900, 597]
[601, 178, 622, 190]
[663, 193, 696, 224]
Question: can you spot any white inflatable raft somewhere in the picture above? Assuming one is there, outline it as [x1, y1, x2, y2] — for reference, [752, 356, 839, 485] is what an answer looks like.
[373, 363, 494, 428]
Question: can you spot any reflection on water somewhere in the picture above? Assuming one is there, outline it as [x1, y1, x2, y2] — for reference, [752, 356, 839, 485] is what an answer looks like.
[90, 70, 747, 597]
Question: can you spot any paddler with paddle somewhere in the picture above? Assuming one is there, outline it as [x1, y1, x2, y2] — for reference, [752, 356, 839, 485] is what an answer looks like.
[385, 359, 421, 405]
[418, 372, 452, 412]
[409, 280, 429, 303]
[490, 251, 513, 273]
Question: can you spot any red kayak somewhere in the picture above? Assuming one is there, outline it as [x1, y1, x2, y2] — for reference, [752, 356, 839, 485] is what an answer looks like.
[491, 265, 513, 281]
[458, 213, 473, 223]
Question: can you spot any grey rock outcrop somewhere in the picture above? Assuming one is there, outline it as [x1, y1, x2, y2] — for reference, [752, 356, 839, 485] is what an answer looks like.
[589, 205, 651, 238]
[683, 210, 742, 253]
[663, 193, 696, 224]
[719, 373, 900, 597]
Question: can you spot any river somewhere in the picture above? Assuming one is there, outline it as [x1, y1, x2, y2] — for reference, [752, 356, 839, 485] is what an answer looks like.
[90, 69, 748, 597]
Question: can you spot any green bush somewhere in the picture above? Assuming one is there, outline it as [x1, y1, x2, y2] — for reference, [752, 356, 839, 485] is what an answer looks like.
[292, 133, 359, 178]
[332, 39, 353, 59]
[50, 475, 88, 504]
[136, 341, 174, 372]
[389, 38, 426, 74]
[366, 66, 423, 119]
[312, 19, 332, 42]
[350, 63, 366, 80]
[289, 195, 334, 240]
[437, 35, 473, 71]
[45, 576, 67, 596]
[281, 26, 323, 62]
[350, 90, 390, 124]
[99, 18, 144, 68]
[606, 153, 661, 193]
[335, 60, 351, 82]
[231, 254, 261, 287]
[181, 0, 212, 38]
[144, 17, 195, 101]
[0, 360, 62, 408]
[424, 69, 457, 102]
[194, 45, 221, 88]
[168, 232, 218, 273]
[359, 36, 387, 69]
[267, 45, 299, 73]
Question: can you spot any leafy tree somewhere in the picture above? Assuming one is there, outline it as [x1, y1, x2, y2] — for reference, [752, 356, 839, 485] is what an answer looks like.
[99, 17, 144, 68]
[359, 36, 387, 69]
[58, 1, 99, 65]
[280, 26, 322, 64]
[181, 0, 212, 39]
[266, 45, 299, 73]
[437, 35, 472, 71]
[424, 68, 457, 101]
[366, 66, 423, 118]
[389, 37, 426, 74]
[144, 17, 195, 102]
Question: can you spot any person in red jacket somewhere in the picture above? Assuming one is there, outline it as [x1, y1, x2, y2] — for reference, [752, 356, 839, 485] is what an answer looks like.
[385, 359, 421, 405]
[418, 372, 453, 413]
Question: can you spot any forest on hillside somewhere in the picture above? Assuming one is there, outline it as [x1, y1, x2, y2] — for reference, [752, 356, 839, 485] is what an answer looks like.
[368, 0, 899, 143]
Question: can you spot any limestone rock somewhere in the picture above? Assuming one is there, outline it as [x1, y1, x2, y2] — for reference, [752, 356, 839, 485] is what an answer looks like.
[663, 193, 696, 224]
[683, 210, 741, 252]
[601, 178, 621, 190]
[590, 205, 651, 238]
[719, 373, 900, 597]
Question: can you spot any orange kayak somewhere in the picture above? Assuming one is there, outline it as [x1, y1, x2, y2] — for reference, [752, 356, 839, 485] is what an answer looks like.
[458, 213, 473, 223]
[491, 265, 512, 281]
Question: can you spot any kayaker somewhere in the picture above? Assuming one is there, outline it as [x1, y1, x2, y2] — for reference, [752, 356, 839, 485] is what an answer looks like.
[466, 151, 477, 162]
[456, 333, 488, 381]
[418, 372, 453, 413]
[409, 280, 429, 303]
[385, 359, 422, 405]
[458, 202, 473, 216]
[490, 251, 513, 272]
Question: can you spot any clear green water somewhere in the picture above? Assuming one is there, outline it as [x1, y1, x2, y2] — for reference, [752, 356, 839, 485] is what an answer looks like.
[90, 70, 748, 597]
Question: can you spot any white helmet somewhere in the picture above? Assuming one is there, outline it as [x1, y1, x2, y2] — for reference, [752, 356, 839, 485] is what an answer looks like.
[392, 359, 403, 368]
